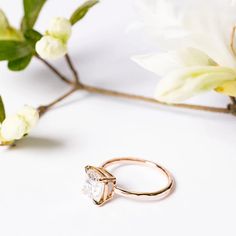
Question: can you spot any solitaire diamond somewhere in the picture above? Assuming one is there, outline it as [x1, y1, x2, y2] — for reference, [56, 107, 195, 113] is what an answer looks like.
[83, 165, 116, 206]
[83, 170, 105, 203]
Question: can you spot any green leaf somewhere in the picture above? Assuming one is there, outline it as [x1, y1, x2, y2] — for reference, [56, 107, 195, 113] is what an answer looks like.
[21, 0, 47, 31]
[0, 40, 33, 61]
[24, 29, 42, 42]
[8, 55, 32, 71]
[0, 96, 6, 123]
[70, 0, 99, 25]
[24, 29, 42, 47]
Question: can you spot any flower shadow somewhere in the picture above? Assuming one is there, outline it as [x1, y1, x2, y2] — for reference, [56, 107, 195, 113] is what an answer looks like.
[14, 136, 64, 150]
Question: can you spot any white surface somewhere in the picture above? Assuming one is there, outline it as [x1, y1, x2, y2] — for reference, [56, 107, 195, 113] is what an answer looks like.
[0, 0, 236, 235]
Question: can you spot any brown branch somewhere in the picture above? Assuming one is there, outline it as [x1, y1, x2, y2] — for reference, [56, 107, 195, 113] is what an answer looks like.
[228, 96, 236, 115]
[37, 88, 77, 116]
[36, 82, 231, 118]
[35, 53, 232, 117]
[36, 55, 72, 84]
[79, 84, 230, 114]
[230, 96, 236, 104]
[65, 54, 80, 84]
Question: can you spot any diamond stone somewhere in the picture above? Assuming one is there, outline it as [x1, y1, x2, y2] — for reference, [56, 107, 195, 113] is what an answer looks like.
[83, 165, 116, 206]
[83, 170, 105, 203]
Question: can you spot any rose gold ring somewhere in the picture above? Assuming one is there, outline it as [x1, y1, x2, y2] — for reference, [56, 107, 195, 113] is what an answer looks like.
[83, 157, 175, 206]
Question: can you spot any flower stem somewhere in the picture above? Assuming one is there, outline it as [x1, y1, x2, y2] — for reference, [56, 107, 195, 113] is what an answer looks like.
[65, 54, 80, 84]
[36, 55, 72, 84]
[37, 88, 77, 116]
[36, 53, 232, 116]
[38, 82, 230, 116]
[230, 96, 236, 104]
[79, 84, 230, 114]
[228, 96, 236, 115]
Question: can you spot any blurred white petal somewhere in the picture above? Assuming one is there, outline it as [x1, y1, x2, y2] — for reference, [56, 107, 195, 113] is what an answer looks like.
[132, 48, 216, 76]
[135, 0, 236, 67]
[155, 66, 236, 103]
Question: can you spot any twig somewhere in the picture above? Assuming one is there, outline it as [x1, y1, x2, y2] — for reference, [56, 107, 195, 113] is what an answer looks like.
[36, 82, 231, 117]
[36, 55, 72, 84]
[37, 88, 77, 116]
[79, 84, 230, 114]
[230, 96, 236, 104]
[36, 55, 232, 116]
[65, 54, 80, 84]
[228, 96, 236, 115]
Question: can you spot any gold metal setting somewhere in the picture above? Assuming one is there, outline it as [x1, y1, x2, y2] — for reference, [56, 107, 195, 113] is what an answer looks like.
[84, 165, 116, 206]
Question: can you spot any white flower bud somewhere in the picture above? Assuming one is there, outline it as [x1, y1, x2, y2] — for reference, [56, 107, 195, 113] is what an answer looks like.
[47, 17, 72, 43]
[0, 130, 13, 145]
[36, 35, 67, 60]
[0, 115, 28, 141]
[17, 105, 39, 133]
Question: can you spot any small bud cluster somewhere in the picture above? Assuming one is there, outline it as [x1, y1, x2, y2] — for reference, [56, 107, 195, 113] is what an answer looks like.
[36, 17, 72, 60]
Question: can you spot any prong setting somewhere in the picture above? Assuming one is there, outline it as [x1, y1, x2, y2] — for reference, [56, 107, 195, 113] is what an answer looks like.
[83, 166, 116, 206]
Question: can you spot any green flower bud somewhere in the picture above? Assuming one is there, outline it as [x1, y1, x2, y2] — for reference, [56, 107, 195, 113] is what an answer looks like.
[0, 9, 9, 30]
[0, 9, 23, 41]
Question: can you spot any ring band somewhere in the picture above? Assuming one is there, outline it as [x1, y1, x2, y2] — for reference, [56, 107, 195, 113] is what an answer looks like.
[83, 157, 175, 206]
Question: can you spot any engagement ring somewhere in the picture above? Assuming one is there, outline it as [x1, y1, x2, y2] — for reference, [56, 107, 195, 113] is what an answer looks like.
[83, 157, 175, 206]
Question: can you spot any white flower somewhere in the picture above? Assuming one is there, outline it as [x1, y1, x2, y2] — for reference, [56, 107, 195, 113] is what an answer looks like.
[155, 66, 236, 103]
[17, 105, 39, 133]
[132, 0, 236, 103]
[215, 81, 236, 97]
[47, 17, 72, 43]
[36, 35, 67, 60]
[0, 115, 28, 141]
[133, 48, 217, 77]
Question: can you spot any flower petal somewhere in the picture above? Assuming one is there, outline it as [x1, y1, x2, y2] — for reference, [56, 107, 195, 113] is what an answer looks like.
[132, 48, 216, 76]
[155, 66, 236, 103]
[215, 81, 236, 97]
[18, 105, 39, 133]
[36, 35, 67, 60]
[47, 17, 72, 43]
[135, 0, 236, 67]
[0, 115, 27, 141]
